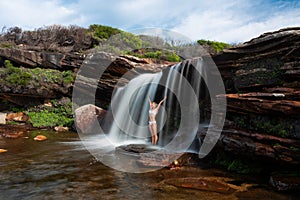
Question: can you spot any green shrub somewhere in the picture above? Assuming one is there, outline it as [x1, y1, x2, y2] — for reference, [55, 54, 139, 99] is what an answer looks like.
[28, 98, 73, 127]
[89, 24, 122, 40]
[5, 60, 20, 73]
[3, 60, 32, 86]
[105, 31, 143, 50]
[232, 115, 293, 138]
[89, 24, 144, 51]
[144, 50, 162, 58]
[125, 49, 181, 62]
[215, 152, 263, 174]
[6, 72, 32, 86]
[62, 70, 74, 85]
[197, 39, 231, 53]
[28, 110, 73, 127]
[1, 60, 75, 87]
[290, 146, 300, 151]
[165, 51, 181, 62]
[1, 43, 14, 48]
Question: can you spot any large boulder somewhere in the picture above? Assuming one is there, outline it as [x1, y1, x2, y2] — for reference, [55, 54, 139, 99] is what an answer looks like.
[74, 104, 107, 134]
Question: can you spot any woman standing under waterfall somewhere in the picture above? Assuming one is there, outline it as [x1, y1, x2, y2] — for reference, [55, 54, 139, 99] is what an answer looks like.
[148, 96, 166, 145]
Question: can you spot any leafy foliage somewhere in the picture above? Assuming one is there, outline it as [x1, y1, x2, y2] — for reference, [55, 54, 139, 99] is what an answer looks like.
[97, 31, 143, 53]
[0, 60, 74, 87]
[215, 152, 263, 174]
[3, 60, 32, 86]
[126, 48, 181, 62]
[89, 24, 122, 40]
[28, 98, 73, 127]
[232, 114, 293, 138]
[165, 51, 181, 62]
[197, 39, 231, 53]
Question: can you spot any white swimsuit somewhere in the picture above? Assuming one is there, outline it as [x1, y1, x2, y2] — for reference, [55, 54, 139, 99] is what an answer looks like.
[149, 109, 157, 125]
[149, 109, 157, 116]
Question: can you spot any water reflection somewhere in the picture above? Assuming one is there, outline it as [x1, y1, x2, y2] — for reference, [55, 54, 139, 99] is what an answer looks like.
[0, 130, 298, 200]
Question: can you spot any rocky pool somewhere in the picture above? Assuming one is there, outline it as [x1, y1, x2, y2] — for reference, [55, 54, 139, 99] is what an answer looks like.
[0, 130, 298, 200]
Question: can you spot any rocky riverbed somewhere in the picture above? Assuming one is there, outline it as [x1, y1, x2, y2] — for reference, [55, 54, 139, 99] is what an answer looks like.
[0, 129, 299, 200]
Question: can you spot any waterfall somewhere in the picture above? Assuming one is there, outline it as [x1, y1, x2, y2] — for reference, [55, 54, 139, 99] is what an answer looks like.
[104, 58, 205, 150]
[73, 55, 226, 173]
[107, 72, 162, 144]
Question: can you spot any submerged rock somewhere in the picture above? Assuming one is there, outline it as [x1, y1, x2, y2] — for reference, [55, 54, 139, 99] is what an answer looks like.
[115, 144, 157, 154]
[0, 149, 7, 153]
[116, 144, 201, 168]
[54, 126, 69, 132]
[163, 177, 236, 194]
[33, 135, 47, 141]
[0, 124, 31, 138]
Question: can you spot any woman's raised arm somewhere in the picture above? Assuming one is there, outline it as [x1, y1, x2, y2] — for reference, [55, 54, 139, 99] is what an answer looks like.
[148, 95, 152, 106]
[156, 96, 166, 110]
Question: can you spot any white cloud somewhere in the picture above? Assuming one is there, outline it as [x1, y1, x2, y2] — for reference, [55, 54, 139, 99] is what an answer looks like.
[0, 0, 299, 43]
[0, 0, 85, 30]
[172, 1, 300, 43]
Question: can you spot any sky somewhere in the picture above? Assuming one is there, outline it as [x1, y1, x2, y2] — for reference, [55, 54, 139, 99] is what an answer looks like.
[0, 0, 299, 43]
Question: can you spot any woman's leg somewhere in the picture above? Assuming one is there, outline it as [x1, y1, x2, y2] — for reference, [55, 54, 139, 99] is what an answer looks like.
[149, 124, 155, 144]
[152, 123, 158, 145]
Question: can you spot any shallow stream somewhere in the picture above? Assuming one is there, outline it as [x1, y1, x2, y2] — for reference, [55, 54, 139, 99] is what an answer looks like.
[0, 130, 297, 200]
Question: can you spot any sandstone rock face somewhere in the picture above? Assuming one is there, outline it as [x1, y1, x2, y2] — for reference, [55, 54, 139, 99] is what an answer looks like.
[0, 47, 170, 107]
[0, 47, 84, 70]
[209, 27, 300, 168]
[73, 52, 171, 105]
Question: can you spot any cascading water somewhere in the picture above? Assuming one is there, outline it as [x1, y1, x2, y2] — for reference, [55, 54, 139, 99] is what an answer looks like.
[107, 72, 162, 144]
[104, 58, 207, 149]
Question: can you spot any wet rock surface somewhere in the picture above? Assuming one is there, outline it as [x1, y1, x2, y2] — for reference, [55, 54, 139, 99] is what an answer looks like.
[269, 174, 300, 191]
[2, 131, 298, 200]
[162, 177, 236, 194]
[206, 28, 300, 172]
[0, 124, 32, 139]
[115, 144, 202, 168]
